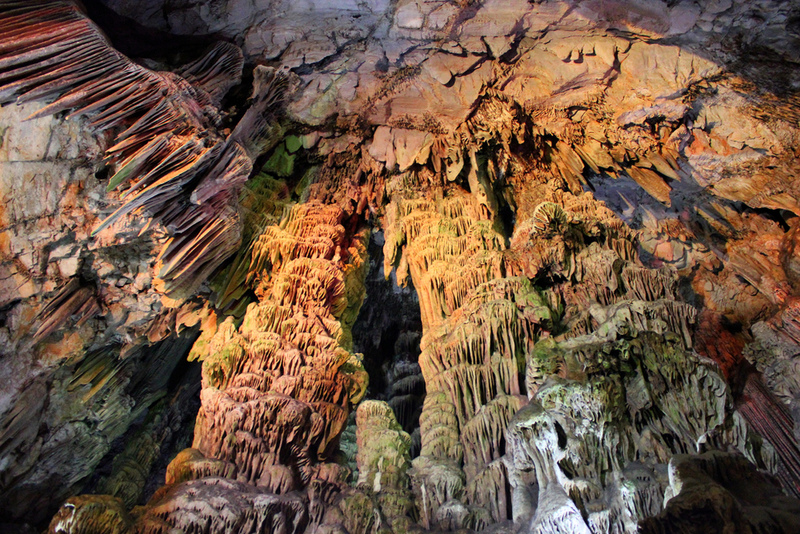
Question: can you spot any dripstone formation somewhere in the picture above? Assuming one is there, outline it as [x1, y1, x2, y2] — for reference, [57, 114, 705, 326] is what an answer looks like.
[2, 0, 800, 533]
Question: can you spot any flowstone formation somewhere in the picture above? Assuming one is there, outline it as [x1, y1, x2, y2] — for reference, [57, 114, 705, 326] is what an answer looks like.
[2, 0, 800, 533]
[382, 190, 552, 530]
[134, 202, 370, 533]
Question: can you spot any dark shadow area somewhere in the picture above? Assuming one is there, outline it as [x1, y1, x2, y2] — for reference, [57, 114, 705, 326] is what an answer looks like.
[81, 350, 202, 505]
[81, 0, 219, 60]
[0, 330, 202, 533]
[351, 230, 425, 455]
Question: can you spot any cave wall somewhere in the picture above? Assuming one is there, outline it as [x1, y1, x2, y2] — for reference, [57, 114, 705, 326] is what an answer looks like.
[1, 0, 800, 533]
[0, 98, 210, 526]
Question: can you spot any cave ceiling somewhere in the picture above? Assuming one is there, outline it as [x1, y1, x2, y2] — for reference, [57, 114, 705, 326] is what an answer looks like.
[1, 0, 800, 533]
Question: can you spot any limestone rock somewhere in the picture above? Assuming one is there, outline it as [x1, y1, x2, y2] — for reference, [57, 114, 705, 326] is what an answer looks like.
[640, 452, 800, 533]
[3, 0, 800, 532]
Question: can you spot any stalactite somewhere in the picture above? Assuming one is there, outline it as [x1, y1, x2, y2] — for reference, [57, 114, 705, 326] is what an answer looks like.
[384, 166, 795, 532]
[736, 373, 800, 498]
[33, 276, 101, 343]
[183, 201, 367, 508]
[0, 1, 286, 297]
[509, 327, 777, 533]
[45, 200, 369, 532]
[384, 189, 561, 528]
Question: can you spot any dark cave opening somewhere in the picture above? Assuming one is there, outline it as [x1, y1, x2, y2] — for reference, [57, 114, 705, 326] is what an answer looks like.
[360, 322, 400, 400]
[351, 230, 425, 455]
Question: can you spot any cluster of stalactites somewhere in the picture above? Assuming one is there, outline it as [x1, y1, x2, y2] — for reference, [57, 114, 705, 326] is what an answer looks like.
[503, 194, 697, 347]
[0, 1, 289, 297]
[381, 171, 750, 531]
[384, 193, 507, 329]
[508, 330, 775, 533]
[63, 201, 372, 533]
[382, 190, 556, 528]
[183, 201, 368, 491]
[497, 192, 773, 531]
[465, 181, 796, 533]
[42, 200, 369, 533]
[402, 82, 685, 214]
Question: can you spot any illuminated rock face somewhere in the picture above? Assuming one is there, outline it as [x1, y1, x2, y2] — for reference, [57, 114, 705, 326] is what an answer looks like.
[378, 177, 774, 532]
[132, 202, 370, 532]
[0, 0, 799, 533]
[190, 203, 369, 483]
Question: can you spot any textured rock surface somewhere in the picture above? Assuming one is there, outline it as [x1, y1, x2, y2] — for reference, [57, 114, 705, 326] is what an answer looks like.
[2, 0, 800, 532]
[0, 98, 207, 526]
[640, 452, 800, 534]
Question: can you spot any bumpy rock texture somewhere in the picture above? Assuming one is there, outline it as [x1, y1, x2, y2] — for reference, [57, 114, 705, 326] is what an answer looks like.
[2, 0, 800, 532]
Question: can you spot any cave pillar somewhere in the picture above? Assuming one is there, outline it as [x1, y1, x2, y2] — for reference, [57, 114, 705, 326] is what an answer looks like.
[133, 201, 370, 532]
[384, 190, 552, 529]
